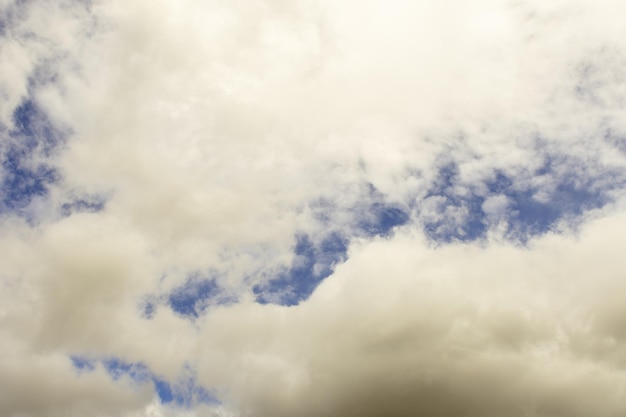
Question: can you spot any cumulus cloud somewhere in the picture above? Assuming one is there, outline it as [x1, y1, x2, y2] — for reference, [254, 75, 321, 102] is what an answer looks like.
[3, 0, 626, 415]
[194, 210, 626, 417]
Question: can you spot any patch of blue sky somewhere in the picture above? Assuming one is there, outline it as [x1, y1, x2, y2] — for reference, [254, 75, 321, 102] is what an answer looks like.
[225, 136, 625, 307]
[153, 367, 219, 408]
[102, 357, 152, 382]
[355, 184, 410, 237]
[310, 184, 411, 239]
[0, 99, 63, 217]
[256, 184, 410, 306]
[9, 99, 63, 149]
[419, 162, 487, 242]
[167, 273, 237, 318]
[357, 202, 410, 236]
[70, 356, 218, 407]
[1, 148, 58, 211]
[1, 97, 108, 220]
[253, 232, 348, 306]
[420, 151, 625, 244]
[70, 355, 96, 372]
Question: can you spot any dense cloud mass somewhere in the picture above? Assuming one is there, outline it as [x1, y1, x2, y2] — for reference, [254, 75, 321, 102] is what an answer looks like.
[2, 0, 626, 416]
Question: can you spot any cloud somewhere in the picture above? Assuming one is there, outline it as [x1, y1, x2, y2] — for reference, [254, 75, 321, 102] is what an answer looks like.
[194, 210, 626, 416]
[3, 0, 626, 415]
[0, 344, 152, 417]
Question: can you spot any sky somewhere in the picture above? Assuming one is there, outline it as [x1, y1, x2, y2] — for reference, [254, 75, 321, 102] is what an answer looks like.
[2, 0, 626, 416]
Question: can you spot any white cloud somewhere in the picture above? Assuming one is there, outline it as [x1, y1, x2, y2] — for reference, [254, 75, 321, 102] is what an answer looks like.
[482, 194, 510, 219]
[3, 0, 626, 415]
[193, 209, 626, 416]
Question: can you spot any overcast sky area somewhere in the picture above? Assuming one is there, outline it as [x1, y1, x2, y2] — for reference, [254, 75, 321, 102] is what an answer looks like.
[3, 0, 626, 416]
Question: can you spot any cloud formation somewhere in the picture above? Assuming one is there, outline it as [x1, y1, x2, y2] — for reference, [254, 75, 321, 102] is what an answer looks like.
[196, 212, 626, 416]
[2, 0, 626, 416]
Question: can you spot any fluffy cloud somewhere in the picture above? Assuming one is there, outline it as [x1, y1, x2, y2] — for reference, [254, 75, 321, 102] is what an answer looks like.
[3, 0, 626, 416]
[190, 209, 626, 417]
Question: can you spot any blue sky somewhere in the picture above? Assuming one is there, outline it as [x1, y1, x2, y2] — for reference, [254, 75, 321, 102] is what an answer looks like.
[2, 1, 626, 416]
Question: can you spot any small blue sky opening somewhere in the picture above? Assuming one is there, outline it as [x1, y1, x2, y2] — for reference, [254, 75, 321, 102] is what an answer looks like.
[1, 99, 64, 216]
[256, 183, 410, 306]
[420, 162, 487, 242]
[168, 273, 237, 318]
[420, 154, 623, 244]
[154, 368, 220, 407]
[102, 357, 151, 382]
[254, 231, 348, 306]
[356, 184, 410, 237]
[70, 355, 96, 372]
[70, 355, 219, 407]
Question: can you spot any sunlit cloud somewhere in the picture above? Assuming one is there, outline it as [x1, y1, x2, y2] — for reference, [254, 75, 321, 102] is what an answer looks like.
[2, 0, 626, 415]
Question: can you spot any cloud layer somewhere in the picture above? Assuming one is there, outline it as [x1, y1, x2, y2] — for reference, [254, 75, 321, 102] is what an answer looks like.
[2, 0, 626, 416]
